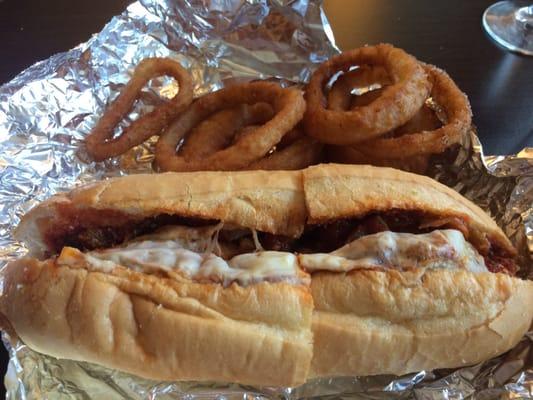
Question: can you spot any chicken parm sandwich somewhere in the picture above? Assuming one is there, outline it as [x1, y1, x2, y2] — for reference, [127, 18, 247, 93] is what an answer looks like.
[1, 164, 531, 386]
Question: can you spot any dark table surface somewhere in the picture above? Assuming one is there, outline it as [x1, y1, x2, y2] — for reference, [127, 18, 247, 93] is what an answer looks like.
[0, 0, 532, 396]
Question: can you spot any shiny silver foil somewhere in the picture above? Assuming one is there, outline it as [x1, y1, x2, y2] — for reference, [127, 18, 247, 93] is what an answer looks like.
[0, 0, 531, 398]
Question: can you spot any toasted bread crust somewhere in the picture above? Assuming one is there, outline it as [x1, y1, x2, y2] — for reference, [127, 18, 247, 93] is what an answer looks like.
[302, 164, 514, 254]
[0, 258, 313, 386]
[15, 164, 514, 258]
[15, 169, 307, 256]
[310, 268, 533, 377]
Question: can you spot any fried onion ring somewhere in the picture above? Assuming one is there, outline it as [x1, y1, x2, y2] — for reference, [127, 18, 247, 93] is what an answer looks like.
[176, 101, 320, 171]
[327, 63, 442, 139]
[206, 118, 324, 171]
[325, 101, 440, 174]
[154, 82, 305, 171]
[246, 130, 323, 170]
[85, 58, 193, 161]
[392, 102, 442, 137]
[178, 103, 274, 160]
[325, 64, 444, 173]
[325, 100, 441, 174]
[327, 66, 391, 111]
[304, 44, 431, 145]
[356, 64, 471, 158]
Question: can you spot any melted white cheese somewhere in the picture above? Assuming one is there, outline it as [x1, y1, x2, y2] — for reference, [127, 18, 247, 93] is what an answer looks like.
[299, 229, 487, 273]
[58, 228, 487, 287]
[83, 240, 300, 286]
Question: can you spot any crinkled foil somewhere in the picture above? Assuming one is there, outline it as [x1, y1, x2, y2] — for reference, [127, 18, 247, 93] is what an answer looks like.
[0, 0, 531, 398]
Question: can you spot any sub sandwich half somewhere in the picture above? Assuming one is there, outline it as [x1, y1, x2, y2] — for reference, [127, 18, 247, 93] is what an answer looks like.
[1, 164, 531, 386]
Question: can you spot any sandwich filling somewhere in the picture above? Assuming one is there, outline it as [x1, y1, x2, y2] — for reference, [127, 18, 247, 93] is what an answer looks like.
[43, 208, 517, 276]
[298, 229, 487, 273]
[59, 245, 302, 287]
[57, 226, 489, 287]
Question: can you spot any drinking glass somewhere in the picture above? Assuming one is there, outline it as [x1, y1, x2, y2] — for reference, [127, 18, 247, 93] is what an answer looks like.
[482, 1, 533, 55]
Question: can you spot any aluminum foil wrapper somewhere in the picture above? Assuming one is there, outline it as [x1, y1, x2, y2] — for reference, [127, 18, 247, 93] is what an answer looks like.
[0, 0, 531, 398]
